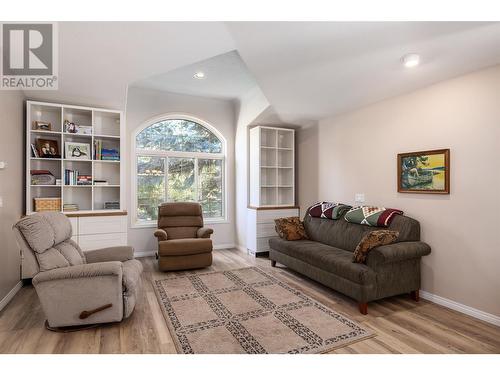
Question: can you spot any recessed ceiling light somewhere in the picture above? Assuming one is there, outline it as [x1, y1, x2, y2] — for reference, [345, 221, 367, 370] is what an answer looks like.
[401, 53, 420, 68]
[193, 71, 206, 79]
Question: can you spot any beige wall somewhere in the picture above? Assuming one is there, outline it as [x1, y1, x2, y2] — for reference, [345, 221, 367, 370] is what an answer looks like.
[125, 87, 236, 253]
[0, 91, 24, 303]
[315, 65, 500, 316]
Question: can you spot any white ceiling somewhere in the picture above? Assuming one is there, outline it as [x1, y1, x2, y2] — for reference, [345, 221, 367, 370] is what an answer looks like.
[23, 22, 500, 125]
[132, 50, 258, 101]
[227, 22, 500, 124]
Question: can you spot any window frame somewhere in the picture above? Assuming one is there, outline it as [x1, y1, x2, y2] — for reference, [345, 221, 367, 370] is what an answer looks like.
[131, 113, 227, 228]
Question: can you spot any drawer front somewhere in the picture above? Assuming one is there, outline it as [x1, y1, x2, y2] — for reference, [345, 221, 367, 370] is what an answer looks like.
[257, 223, 278, 237]
[79, 233, 127, 251]
[79, 216, 127, 235]
[69, 217, 78, 236]
[256, 209, 299, 223]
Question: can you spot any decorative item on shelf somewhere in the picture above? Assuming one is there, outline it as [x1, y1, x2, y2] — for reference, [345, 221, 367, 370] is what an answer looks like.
[36, 138, 60, 158]
[94, 179, 109, 185]
[63, 203, 79, 212]
[104, 201, 120, 210]
[32, 121, 52, 131]
[398, 149, 450, 194]
[34, 197, 61, 212]
[64, 120, 92, 135]
[31, 170, 56, 185]
[30, 143, 39, 158]
[65, 142, 91, 160]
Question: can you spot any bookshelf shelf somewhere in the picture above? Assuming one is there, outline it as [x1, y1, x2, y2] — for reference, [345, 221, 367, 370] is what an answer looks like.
[26, 100, 124, 215]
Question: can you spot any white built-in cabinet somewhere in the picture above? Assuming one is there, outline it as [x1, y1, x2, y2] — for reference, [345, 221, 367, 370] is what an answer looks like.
[247, 126, 299, 255]
[25, 100, 128, 254]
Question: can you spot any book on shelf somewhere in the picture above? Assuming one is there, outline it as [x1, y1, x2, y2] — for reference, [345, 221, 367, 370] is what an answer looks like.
[94, 180, 109, 185]
[65, 169, 93, 185]
[63, 203, 79, 211]
[30, 143, 39, 158]
[104, 201, 120, 210]
[94, 139, 119, 161]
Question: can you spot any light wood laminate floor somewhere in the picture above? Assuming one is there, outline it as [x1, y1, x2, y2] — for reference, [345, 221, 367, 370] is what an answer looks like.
[0, 248, 499, 354]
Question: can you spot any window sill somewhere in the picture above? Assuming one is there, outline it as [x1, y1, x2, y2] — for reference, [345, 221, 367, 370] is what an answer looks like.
[131, 218, 229, 229]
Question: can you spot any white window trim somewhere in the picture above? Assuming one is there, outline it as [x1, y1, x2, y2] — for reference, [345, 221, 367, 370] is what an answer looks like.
[131, 113, 228, 228]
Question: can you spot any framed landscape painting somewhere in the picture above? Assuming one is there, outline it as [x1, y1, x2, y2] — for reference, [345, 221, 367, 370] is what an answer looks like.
[398, 149, 450, 194]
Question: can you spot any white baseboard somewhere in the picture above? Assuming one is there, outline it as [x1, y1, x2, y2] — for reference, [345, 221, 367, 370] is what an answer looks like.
[134, 243, 238, 259]
[0, 281, 22, 312]
[420, 290, 500, 327]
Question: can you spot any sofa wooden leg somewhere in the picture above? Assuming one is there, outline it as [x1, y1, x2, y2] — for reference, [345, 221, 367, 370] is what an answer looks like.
[271, 260, 276, 267]
[359, 302, 368, 315]
[410, 290, 420, 302]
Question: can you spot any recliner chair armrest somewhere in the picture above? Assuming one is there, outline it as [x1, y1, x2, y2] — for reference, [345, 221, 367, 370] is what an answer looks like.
[154, 229, 168, 241]
[84, 246, 135, 263]
[365, 241, 431, 268]
[197, 227, 213, 238]
[33, 261, 123, 285]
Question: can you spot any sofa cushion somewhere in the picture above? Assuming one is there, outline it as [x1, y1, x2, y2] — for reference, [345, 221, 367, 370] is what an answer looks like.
[274, 217, 307, 240]
[303, 210, 420, 252]
[309, 202, 352, 220]
[269, 238, 376, 285]
[352, 230, 399, 264]
[16, 215, 55, 253]
[158, 238, 212, 256]
[344, 206, 403, 227]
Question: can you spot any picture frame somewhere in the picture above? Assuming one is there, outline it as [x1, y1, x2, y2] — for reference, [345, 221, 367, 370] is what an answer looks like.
[32, 121, 52, 131]
[398, 149, 450, 194]
[65, 142, 91, 160]
[36, 138, 60, 158]
[64, 120, 78, 133]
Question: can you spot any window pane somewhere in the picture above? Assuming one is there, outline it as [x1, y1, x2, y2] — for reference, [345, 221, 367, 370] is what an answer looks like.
[136, 119, 222, 153]
[167, 158, 196, 202]
[198, 159, 223, 218]
[137, 156, 165, 222]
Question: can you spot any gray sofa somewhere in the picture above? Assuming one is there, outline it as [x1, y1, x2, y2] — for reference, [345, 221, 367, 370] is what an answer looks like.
[269, 209, 431, 314]
[13, 212, 143, 329]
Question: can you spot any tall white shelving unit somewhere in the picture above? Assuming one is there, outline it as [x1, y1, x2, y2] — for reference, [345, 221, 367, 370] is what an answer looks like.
[26, 100, 125, 215]
[249, 126, 295, 207]
[247, 126, 299, 256]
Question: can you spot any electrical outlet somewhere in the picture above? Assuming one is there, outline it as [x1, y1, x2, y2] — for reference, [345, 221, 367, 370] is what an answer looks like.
[355, 193, 365, 204]
[0, 161, 6, 169]
[0, 196, 3, 208]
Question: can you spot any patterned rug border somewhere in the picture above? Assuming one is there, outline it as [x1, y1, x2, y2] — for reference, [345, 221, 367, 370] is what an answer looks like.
[152, 266, 375, 354]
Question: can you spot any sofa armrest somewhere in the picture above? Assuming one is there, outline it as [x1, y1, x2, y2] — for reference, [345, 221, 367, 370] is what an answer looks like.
[84, 246, 134, 263]
[33, 261, 123, 285]
[154, 229, 168, 241]
[365, 241, 431, 268]
[197, 227, 213, 238]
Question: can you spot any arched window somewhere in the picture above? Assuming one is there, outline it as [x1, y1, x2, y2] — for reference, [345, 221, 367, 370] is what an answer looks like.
[134, 116, 225, 224]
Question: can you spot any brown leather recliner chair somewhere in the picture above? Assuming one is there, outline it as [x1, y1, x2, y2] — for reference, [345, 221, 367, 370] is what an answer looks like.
[154, 202, 213, 271]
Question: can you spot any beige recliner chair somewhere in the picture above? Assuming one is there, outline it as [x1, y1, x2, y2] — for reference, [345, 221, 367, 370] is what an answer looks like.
[154, 202, 213, 271]
[13, 212, 143, 329]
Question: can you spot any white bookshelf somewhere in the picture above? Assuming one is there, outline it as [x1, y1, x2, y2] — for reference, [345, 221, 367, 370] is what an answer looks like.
[247, 126, 298, 256]
[249, 126, 295, 207]
[25, 101, 124, 215]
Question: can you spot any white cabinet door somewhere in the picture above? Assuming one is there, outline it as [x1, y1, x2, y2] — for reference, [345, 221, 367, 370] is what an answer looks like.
[79, 216, 127, 235]
[79, 233, 127, 251]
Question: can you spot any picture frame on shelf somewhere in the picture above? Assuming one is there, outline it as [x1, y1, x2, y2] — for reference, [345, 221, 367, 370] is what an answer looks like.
[65, 142, 91, 160]
[65, 120, 93, 135]
[32, 121, 52, 131]
[36, 138, 60, 158]
[397, 148, 450, 194]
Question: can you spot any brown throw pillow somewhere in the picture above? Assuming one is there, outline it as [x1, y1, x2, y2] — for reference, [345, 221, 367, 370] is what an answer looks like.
[353, 230, 399, 263]
[274, 217, 308, 241]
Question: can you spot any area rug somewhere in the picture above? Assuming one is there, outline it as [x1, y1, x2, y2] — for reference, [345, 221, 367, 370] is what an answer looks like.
[153, 267, 374, 354]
